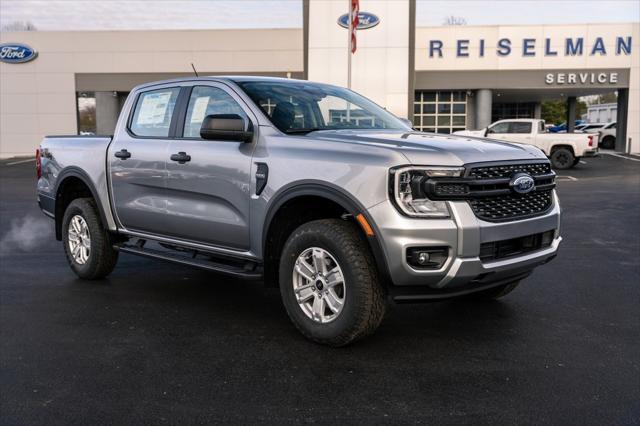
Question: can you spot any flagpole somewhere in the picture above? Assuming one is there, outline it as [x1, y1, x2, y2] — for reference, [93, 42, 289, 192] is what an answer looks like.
[347, 0, 352, 123]
[347, 0, 352, 90]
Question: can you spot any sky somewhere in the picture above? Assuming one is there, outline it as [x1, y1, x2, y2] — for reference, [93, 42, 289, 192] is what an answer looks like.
[0, 0, 638, 31]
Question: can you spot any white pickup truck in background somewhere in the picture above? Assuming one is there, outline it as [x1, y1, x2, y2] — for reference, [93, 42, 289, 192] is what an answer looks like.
[455, 119, 598, 169]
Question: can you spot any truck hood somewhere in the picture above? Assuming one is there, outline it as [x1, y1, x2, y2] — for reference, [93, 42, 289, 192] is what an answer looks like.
[309, 129, 545, 166]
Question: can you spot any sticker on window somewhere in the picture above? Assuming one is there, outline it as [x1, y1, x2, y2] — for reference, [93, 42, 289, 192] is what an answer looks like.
[137, 92, 172, 125]
[190, 96, 210, 123]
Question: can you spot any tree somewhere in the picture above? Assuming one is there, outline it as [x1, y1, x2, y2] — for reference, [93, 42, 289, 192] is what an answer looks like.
[541, 99, 587, 125]
[443, 16, 467, 26]
[595, 92, 618, 104]
[1, 21, 37, 31]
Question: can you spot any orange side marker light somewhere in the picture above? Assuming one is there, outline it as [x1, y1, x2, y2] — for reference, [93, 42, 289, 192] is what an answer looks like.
[356, 213, 375, 237]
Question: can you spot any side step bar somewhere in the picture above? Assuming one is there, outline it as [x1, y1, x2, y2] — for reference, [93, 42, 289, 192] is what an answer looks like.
[114, 240, 263, 280]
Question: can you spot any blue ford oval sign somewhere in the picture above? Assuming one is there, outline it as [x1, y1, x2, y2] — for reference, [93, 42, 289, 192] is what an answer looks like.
[337, 12, 380, 30]
[510, 173, 535, 194]
[0, 43, 38, 64]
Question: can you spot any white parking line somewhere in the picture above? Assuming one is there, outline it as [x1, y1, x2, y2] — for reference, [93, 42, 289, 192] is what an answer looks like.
[579, 161, 587, 164]
[556, 176, 578, 181]
[5, 158, 35, 166]
[599, 152, 640, 162]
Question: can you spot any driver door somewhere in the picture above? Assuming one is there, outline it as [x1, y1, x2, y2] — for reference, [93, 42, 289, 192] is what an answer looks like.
[163, 84, 256, 250]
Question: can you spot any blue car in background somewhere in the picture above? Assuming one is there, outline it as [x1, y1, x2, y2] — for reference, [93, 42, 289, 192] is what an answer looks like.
[549, 120, 585, 133]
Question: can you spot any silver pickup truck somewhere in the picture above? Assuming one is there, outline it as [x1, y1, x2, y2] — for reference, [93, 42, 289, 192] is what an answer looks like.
[37, 76, 561, 346]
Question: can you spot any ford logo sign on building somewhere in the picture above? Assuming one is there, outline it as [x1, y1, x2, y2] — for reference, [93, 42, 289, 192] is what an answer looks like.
[0, 43, 38, 64]
[337, 12, 380, 30]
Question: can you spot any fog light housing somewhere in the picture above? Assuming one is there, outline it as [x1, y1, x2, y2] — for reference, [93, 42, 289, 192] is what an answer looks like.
[541, 230, 554, 246]
[407, 247, 448, 269]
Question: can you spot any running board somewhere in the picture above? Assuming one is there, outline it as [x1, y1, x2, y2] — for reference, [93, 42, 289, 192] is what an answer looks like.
[115, 241, 263, 280]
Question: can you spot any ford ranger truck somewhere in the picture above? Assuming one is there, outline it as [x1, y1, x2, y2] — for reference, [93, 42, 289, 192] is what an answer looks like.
[455, 118, 597, 169]
[36, 77, 561, 346]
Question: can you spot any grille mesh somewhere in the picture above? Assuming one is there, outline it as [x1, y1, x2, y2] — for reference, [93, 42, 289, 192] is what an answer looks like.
[469, 163, 551, 179]
[469, 190, 553, 221]
[434, 183, 468, 196]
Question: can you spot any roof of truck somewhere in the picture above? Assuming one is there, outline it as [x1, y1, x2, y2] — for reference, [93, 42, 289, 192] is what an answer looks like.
[133, 75, 312, 91]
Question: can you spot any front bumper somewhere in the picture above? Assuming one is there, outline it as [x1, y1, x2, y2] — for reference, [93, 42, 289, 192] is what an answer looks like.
[367, 191, 561, 299]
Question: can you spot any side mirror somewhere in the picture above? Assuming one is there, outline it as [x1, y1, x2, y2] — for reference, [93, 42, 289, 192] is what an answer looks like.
[484, 128, 492, 136]
[200, 114, 253, 142]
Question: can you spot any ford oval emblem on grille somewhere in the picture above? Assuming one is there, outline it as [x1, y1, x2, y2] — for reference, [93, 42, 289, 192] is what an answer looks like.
[510, 173, 535, 194]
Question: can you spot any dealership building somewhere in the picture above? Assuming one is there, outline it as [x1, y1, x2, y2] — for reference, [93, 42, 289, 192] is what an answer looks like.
[1, 0, 638, 157]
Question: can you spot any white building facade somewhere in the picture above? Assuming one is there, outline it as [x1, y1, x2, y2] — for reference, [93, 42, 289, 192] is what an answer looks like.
[1, 0, 638, 157]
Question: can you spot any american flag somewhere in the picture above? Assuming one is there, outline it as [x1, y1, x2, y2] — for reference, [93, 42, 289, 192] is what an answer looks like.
[350, 0, 359, 54]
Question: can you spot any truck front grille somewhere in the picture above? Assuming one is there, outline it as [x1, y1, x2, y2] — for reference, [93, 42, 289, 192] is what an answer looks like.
[469, 162, 552, 179]
[424, 161, 556, 222]
[469, 190, 553, 222]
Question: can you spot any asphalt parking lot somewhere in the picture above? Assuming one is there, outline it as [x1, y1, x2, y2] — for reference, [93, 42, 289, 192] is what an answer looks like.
[1, 154, 639, 424]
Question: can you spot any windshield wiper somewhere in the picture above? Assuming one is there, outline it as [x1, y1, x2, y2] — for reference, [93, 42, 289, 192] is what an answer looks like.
[283, 128, 323, 135]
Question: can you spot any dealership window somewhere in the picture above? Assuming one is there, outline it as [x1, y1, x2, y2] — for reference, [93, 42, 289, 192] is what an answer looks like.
[413, 91, 467, 134]
[77, 92, 97, 135]
[492, 102, 536, 122]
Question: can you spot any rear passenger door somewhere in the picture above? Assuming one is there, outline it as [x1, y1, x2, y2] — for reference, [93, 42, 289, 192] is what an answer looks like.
[163, 84, 256, 250]
[109, 86, 180, 234]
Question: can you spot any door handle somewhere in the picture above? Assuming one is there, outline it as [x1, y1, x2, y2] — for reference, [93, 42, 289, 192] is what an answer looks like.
[170, 152, 191, 164]
[114, 149, 131, 159]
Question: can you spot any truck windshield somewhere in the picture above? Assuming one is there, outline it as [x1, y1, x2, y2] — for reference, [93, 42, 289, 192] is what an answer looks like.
[237, 81, 409, 134]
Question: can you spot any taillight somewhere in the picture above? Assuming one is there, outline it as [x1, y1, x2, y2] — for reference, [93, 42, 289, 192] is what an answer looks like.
[588, 135, 593, 147]
[35, 148, 42, 179]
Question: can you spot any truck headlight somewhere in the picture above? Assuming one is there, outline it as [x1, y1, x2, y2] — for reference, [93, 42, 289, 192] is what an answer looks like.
[391, 166, 464, 218]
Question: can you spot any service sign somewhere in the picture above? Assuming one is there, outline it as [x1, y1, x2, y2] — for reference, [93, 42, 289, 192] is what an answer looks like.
[0, 43, 38, 64]
[337, 12, 380, 30]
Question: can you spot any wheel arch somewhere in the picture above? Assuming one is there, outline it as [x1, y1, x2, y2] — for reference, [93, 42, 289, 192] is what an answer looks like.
[54, 168, 109, 241]
[262, 181, 391, 288]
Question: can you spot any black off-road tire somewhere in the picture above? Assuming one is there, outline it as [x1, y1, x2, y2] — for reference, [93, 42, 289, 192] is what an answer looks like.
[469, 281, 520, 300]
[279, 219, 386, 347]
[572, 157, 581, 166]
[550, 147, 575, 170]
[62, 198, 118, 280]
[601, 135, 615, 150]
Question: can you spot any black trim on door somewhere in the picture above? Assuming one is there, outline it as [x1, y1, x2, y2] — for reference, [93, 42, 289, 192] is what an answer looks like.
[170, 86, 192, 138]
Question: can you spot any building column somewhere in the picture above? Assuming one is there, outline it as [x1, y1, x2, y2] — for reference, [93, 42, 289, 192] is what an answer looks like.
[475, 89, 492, 129]
[616, 89, 629, 152]
[534, 102, 542, 119]
[566, 96, 577, 133]
[95, 91, 120, 135]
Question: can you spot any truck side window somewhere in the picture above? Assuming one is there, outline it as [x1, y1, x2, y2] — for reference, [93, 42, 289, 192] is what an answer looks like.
[130, 87, 181, 137]
[489, 122, 510, 133]
[509, 122, 532, 134]
[183, 86, 248, 138]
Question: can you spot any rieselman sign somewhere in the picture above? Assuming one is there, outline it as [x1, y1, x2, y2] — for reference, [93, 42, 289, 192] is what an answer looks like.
[427, 36, 633, 57]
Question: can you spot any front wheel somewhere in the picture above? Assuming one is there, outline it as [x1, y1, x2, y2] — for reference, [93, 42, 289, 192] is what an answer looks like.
[62, 198, 118, 280]
[279, 219, 386, 346]
[550, 148, 575, 170]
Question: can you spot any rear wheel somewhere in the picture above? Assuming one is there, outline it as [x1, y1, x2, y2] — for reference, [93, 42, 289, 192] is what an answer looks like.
[601, 135, 615, 150]
[62, 198, 118, 280]
[469, 281, 520, 300]
[550, 147, 575, 170]
[279, 219, 386, 346]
